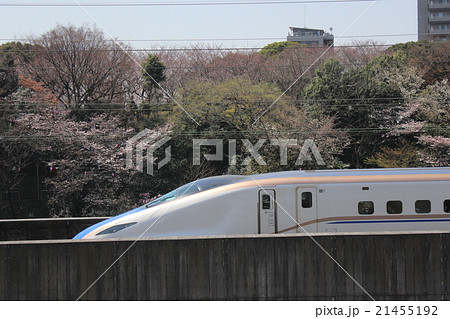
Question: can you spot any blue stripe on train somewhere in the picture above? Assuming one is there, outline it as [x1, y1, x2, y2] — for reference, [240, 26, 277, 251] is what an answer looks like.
[72, 205, 148, 239]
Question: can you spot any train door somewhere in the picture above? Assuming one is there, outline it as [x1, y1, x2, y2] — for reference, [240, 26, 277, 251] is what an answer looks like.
[296, 188, 318, 233]
[258, 189, 277, 234]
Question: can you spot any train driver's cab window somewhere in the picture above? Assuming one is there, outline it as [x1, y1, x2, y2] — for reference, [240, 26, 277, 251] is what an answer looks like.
[444, 200, 450, 213]
[358, 201, 374, 215]
[387, 201, 403, 214]
[415, 200, 431, 214]
[301, 192, 313, 208]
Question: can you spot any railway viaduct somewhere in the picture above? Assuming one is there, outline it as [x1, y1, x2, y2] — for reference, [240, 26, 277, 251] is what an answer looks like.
[0, 218, 449, 300]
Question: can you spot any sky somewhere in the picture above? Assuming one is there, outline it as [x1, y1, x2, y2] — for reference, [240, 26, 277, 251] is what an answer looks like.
[0, 0, 418, 49]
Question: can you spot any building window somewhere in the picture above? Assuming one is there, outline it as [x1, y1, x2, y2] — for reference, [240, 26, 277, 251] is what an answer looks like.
[358, 201, 374, 215]
[387, 201, 403, 214]
[301, 192, 313, 208]
[415, 200, 431, 214]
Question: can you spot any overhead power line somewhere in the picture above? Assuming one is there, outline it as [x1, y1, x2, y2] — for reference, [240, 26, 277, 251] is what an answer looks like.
[0, 0, 380, 7]
[0, 125, 448, 142]
[2, 57, 448, 73]
[0, 100, 436, 114]
[0, 102, 410, 112]
[0, 34, 421, 45]
[0, 33, 421, 44]
[0, 96, 412, 106]
[5, 41, 445, 53]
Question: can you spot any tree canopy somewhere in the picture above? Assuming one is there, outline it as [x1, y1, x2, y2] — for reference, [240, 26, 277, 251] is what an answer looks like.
[142, 53, 166, 101]
[0, 43, 19, 97]
[0, 25, 448, 218]
[20, 25, 137, 108]
[259, 41, 304, 56]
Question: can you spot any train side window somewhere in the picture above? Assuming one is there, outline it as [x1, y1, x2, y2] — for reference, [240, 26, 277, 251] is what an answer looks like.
[387, 201, 402, 214]
[358, 201, 374, 215]
[444, 200, 450, 213]
[415, 200, 431, 214]
[301, 192, 313, 208]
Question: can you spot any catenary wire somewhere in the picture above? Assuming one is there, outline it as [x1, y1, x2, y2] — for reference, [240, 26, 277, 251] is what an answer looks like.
[2, 58, 448, 73]
[0, 126, 448, 141]
[0, 0, 383, 7]
[0, 33, 423, 44]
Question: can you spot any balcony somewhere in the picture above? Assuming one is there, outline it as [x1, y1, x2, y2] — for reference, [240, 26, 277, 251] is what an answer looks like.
[429, 2, 450, 11]
[429, 16, 450, 23]
[429, 34, 449, 41]
[430, 28, 450, 34]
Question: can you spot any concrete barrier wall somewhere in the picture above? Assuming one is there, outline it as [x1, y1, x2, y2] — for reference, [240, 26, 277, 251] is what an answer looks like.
[0, 217, 108, 241]
[1, 231, 449, 300]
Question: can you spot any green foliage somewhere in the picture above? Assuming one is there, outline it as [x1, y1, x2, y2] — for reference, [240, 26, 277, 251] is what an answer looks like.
[179, 78, 316, 141]
[125, 102, 171, 131]
[303, 59, 346, 114]
[0, 42, 17, 67]
[416, 80, 450, 127]
[414, 80, 450, 167]
[142, 54, 166, 100]
[367, 50, 407, 70]
[365, 141, 423, 168]
[388, 41, 450, 85]
[303, 58, 407, 168]
[259, 41, 304, 56]
[171, 77, 298, 174]
[170, 77, 347, 174]
[304, 58, 404, 124]
[0, 42, 19, 97]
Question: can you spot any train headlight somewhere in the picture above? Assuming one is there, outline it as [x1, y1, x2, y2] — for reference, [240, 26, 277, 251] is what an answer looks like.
[95, 222, 137, 236]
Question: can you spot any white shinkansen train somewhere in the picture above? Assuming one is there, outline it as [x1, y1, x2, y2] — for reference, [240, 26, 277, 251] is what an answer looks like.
[73, 167, 450, 239]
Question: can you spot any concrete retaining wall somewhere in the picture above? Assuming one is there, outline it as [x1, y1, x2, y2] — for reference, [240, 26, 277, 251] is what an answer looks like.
[1, 231, 449, 300]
